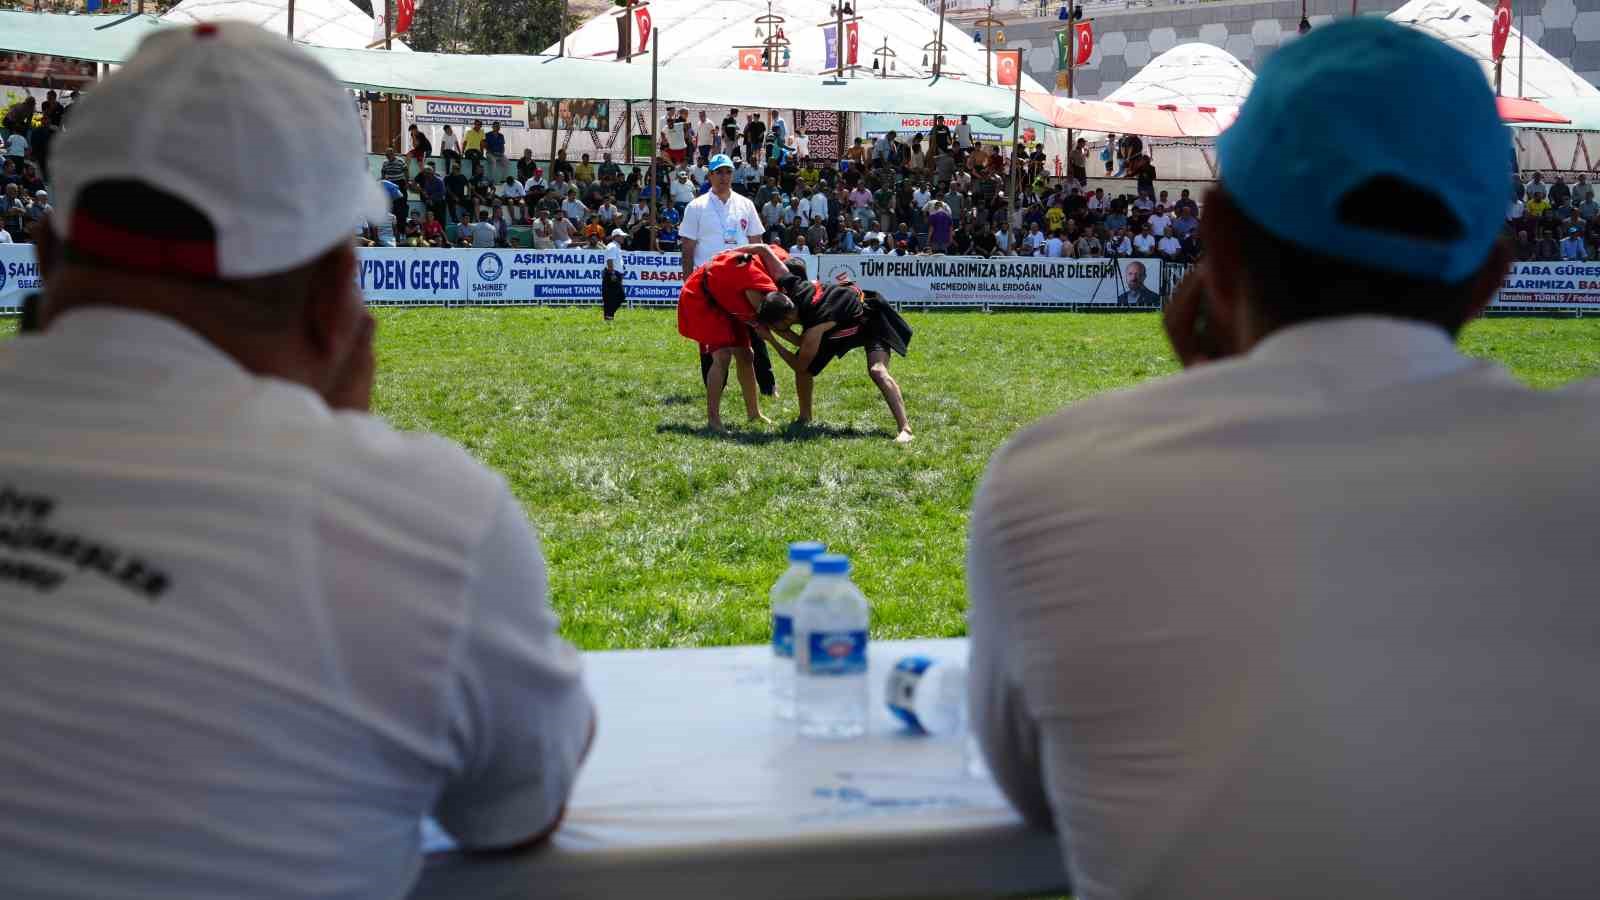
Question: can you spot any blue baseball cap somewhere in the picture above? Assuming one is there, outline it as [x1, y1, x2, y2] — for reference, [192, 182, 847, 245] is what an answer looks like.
[1218, 18, 1508, 283]
[709, 153, 735, 172]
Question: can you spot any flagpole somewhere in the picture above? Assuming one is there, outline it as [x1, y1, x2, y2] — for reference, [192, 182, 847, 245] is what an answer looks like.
[1517, 5, 1525, 97]
[287, 0, 295, 41]
[650, 29, 659, 243]
[384, 0, 392, 49]
[1007, 55, 1021, 249]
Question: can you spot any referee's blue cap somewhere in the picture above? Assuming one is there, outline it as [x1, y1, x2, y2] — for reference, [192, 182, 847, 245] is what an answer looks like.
[1217, 17, 1509, 283]
[709, 153, 735, 172]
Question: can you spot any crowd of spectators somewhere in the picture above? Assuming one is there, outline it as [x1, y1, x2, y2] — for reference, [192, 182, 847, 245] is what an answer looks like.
[360, 108, 1204, 263]
[1506, 172, 1600, 261]
[0, 89, 69, 244]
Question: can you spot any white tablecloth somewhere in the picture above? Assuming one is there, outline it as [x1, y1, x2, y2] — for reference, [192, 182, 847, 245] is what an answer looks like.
[410, 638, 1069, 900]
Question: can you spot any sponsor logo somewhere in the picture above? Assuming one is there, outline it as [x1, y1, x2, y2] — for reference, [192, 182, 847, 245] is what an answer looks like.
[477, 252, 504, 282]
[0, 261, 7, 292]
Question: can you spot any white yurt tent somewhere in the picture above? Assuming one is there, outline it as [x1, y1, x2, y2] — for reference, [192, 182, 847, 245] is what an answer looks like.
[1096, 43, 1254, 180]
[161, 0, 411, 51]
[1390, 0, 1600, 171]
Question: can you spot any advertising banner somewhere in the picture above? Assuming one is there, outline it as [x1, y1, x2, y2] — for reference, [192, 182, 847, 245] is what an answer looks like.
[414, 95, 527, 129]
[357, 248, 467, 303]
[461, 249, 684, 304]
[860, 113, 1010, 144]
[1494, 261, 1600, 310]
[816, 254, 1162, 307]
[0, 244, 42, 310]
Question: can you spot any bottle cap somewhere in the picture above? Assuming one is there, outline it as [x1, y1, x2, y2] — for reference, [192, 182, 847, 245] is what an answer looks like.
[787, 541, 827, 563]
[810, 553, 850, 576]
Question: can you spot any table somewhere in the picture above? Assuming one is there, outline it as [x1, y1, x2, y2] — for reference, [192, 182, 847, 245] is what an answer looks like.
[411, 638, 1069, 900]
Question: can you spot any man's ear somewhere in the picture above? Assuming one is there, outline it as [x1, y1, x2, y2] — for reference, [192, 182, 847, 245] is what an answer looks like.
[1197, 189, 1246, 351]
[301, 245, 362, 362]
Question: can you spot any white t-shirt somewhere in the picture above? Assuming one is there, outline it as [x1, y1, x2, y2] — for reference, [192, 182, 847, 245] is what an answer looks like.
[0, 309, 593, 900]
[794, 133, 810, 156]
[0, 227, 12, 243]
[969, 317, 1600, 900]
[605, 240, 626, 270]
[954, 122, 973, 148]
[500, 181, 526, 199]
[1147, 213, 1172, 236]
[670, 178, 697, 204]
[1044, 236, 1064, 258]
[5, 133, 26, 156]
[1132, 233, 1156, 254]
[471, 220, 499, 247]
[665, 119, 688, 150]
[679, 189, 764, 268]
[695, 119, 718, 146]
[371, 213, 397, 246]
[1157, 235, 1181, 256]
[440, 131, 460, 154]
[810, 191, 830, 221]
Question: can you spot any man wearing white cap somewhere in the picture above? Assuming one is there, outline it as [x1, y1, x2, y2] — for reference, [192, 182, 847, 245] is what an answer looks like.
[602, 227, 628, 321]
[680, 151, 777, 410]
[0, 23, 594, 900]
[969, 18, 1599, 900]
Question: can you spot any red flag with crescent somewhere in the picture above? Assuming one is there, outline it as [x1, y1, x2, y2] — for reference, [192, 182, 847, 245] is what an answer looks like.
[1073, 21, 1093, 66]
[846, 21, 860, 65]
[1492, 0, 1512, 61]
[395, 0, 415, 34]
[996, 49, 1020, 86]
[738, 47, 764, 70]
[635, 5, 652, 53]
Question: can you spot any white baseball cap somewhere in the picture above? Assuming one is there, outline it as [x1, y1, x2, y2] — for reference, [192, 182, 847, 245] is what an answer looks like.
[50, 21, 388, 279]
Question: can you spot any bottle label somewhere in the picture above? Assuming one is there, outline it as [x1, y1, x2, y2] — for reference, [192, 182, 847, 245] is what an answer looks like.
[803, 630, 868, 677]
[772, 613, 794, 659]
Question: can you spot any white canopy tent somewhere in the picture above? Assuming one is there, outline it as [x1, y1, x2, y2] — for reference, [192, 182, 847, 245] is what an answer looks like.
[161, 0, 411, 51]
[1091, 43, 1254, 180]
[1388, 0, 1600, 172]
[1388, 0, 1596, 101]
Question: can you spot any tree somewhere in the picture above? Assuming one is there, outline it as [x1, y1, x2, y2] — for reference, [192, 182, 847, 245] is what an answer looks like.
[355, 0, 574, 55]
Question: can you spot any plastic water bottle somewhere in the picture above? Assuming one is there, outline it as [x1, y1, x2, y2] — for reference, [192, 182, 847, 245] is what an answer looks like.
[771, 540, 826, 719]
[794, 554, 871, 740]
[886, 657, 968, 737]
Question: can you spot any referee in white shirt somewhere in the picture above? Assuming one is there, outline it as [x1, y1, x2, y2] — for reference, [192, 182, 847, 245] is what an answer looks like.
[969, 19, 1599, 900]
[0, 24, 593, 900]
[680, 152, 777, 397]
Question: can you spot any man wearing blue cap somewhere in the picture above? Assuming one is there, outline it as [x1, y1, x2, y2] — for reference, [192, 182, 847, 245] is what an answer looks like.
[681, 152, 778, 407]
[969, 19, 1599, 900]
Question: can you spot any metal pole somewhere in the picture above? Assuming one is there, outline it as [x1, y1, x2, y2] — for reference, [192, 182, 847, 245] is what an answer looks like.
[935, 0, 946, 78]
[288, 0, 295, 41]
[650, 29, 659, 237]
[1007, 62, 1021, 250]
[1350, 0, 1356, 15]
[1067, 24, 1074, 175]
[987, 23, 992, 85]
[384, 0, 392, 49]
[1517, 6, 1525, 97]
[560, 0, 569, 56]
[626, 100, 634, 165]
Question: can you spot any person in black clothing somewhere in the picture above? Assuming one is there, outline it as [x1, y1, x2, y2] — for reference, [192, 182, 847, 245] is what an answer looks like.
[755, 272, 915, 443]
[443, 164, 471, 225]
[722, 109, 742, 157]
[930, 115, 952, 156]
[744, 115, 767, 164]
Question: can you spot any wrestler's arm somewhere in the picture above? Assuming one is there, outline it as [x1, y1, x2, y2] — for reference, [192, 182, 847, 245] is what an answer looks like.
[734, 243, 788, 281]
[763, 322, 833, 372]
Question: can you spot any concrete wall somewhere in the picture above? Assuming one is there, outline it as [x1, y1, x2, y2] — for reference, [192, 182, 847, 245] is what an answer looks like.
[986, 0, 1600, 100]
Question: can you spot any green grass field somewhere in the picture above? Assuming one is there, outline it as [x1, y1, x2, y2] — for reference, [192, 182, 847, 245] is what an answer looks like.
[7, 309, 1600, 650]
[361, 308, 1600, 651]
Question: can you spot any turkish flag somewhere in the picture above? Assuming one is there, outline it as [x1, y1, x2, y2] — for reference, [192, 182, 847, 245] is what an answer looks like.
[846, 21, 860, 65]
[1492, 0, 1512, 61]
[395, 0, 415, 35]
[1073, 21, 1093, 66]
[996, 49, 1020, 86]
[635, 5, 652, 53]
[738, 48, 764, 70]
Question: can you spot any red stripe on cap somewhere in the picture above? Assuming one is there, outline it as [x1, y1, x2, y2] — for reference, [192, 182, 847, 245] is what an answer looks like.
[195, 23, 219, 37]
[70, 210, 220, 279]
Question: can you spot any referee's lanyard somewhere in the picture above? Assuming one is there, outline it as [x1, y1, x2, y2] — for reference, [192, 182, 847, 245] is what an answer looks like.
[713, 196, 741, 249]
